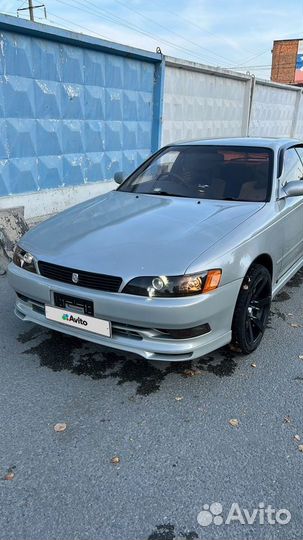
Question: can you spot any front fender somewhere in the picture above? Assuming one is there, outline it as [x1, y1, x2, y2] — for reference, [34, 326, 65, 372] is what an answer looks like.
[186, 205, 281, 286]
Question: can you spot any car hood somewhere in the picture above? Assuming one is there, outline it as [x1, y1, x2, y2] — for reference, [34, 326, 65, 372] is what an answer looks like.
[21, 191, 264, 279]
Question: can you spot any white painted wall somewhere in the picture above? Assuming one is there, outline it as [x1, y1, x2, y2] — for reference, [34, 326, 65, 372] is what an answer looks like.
[162, 58, 252, 145]
[293, 92, 303, 138]
[249, 81, 299, 137]
[162, 56, 303, 145]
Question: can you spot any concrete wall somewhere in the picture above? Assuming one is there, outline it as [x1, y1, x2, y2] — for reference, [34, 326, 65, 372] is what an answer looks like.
[162, 56, 303, 145]
[162, 57, 252, 145]
[249, 79, 300, 137]
[0, 14, 164, 220]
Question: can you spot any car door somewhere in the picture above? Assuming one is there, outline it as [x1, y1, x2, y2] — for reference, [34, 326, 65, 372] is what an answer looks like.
[278, 146, 303, 277]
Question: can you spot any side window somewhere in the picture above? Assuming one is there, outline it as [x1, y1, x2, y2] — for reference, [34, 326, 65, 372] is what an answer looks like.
[280, 148, 303, 187]
[295, 147, 303, 177]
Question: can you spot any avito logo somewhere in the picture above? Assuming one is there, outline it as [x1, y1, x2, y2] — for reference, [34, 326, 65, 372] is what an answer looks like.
[62, 313, 88, 326]
[197, 502, 291, 527]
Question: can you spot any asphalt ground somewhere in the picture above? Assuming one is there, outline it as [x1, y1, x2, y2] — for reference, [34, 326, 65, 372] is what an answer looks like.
[0, 269, 302, 540]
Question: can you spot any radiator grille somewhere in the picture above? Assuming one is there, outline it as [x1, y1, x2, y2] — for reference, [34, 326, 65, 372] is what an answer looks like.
[38, 261, 122, 293]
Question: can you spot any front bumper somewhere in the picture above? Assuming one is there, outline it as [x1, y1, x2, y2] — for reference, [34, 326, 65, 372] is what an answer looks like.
[8, 263, 242, 361]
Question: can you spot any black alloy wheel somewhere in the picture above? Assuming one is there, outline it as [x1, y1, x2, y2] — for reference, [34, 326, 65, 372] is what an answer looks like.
[232, 263, 272, 354]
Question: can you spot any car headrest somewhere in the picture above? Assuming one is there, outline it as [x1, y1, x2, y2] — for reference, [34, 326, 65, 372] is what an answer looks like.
[184, 152, 224, 172]
[222, 163, 256, 182]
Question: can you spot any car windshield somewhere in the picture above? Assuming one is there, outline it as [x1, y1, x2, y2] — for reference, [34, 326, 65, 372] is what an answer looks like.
[119, 145, 273, 202]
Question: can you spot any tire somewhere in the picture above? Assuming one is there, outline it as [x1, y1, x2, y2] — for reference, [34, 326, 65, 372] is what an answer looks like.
[231, 263, 272, 354]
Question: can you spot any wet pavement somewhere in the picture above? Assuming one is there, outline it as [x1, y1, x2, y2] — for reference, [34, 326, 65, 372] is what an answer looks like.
[0, 269, 302, 539]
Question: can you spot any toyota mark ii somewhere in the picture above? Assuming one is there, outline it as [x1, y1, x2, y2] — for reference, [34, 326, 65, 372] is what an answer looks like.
[8, 137, 303, 361]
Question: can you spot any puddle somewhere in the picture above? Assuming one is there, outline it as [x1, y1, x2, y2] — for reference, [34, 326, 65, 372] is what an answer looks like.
[148, 524, 198, 540]
[272, 268, 303, 310]
[18, 327, 239, 396]
[285, 268, 303, 289]
[272, 291, 291, 302]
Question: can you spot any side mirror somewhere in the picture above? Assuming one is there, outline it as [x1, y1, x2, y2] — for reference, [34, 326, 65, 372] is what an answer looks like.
[114, 171, 125, 185]
[282, 180, 303, 198]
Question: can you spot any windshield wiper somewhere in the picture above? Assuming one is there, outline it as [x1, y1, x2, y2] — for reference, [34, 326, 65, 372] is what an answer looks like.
[150, 191, 186, 198]
[221, 196, 241, 201]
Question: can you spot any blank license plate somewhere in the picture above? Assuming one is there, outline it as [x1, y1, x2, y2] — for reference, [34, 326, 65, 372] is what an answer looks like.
[45, 305, 111, 337]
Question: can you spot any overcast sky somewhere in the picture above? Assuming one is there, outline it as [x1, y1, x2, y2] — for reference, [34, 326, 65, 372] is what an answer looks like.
[1, 0, 303, 79]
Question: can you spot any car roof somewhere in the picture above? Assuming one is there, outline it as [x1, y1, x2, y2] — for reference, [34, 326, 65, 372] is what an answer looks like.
[172, 136, 302, 150]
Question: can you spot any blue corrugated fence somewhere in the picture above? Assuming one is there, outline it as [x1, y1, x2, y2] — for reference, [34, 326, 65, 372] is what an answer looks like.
[0, 14, 164, 197]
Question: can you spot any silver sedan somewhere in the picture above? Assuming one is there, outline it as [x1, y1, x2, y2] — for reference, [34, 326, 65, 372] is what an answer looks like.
[8, 137, 303, 361]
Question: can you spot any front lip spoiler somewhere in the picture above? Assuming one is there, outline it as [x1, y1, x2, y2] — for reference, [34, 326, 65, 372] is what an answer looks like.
[14, 297, 231, 362]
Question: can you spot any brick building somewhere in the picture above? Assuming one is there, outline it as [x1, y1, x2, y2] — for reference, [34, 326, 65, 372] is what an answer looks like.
[271, 39, 303, 86]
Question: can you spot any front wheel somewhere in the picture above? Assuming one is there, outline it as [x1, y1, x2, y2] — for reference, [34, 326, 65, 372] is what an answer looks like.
[231, 264, 272, 354]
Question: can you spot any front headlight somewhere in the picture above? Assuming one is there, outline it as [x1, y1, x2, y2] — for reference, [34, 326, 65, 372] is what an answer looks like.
[122, 270, 222, 297]
[13, 246, 37, 273]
